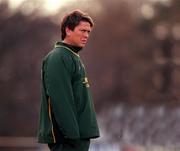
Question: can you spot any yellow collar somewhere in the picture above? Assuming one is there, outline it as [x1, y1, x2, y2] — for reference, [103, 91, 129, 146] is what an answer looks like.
[55, 45, 80, 57]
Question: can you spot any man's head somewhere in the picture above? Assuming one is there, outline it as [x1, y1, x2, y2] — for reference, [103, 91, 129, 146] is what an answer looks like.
[61, 10, 94, 48]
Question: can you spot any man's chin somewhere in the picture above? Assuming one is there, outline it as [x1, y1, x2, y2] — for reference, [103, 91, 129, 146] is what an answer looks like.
[81, 43, 87, 47]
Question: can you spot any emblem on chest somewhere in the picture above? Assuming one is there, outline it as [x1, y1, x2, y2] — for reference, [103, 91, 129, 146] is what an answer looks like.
[82, 77, 90, 87]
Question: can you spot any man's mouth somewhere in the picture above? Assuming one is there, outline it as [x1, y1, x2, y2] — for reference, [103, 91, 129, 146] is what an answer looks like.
[81, 40, 87, 44]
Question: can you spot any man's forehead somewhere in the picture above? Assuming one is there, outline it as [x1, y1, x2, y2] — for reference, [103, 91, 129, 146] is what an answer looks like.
[78, 21, 91, 26]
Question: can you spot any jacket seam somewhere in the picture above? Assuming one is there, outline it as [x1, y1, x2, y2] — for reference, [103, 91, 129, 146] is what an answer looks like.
[48, 97, 56, 143]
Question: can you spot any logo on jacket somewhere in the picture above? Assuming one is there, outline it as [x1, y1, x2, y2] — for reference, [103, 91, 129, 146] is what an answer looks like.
[82, 77, 90, 87]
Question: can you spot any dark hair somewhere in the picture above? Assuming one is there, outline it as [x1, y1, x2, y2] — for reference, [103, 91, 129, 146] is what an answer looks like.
[61, 10, 94, 40]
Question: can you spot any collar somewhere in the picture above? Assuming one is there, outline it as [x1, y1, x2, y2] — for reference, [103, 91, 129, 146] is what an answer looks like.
[55, 41, 82, 56]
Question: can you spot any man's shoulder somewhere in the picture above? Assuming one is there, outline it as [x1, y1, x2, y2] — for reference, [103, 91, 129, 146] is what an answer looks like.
[42, 47, 76, 73]
[44, 47, 70, 61]
[54, 46, 72, 56]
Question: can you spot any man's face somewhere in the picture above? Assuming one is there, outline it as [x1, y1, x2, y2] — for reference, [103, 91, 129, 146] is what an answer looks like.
[65, 21, 92, 48]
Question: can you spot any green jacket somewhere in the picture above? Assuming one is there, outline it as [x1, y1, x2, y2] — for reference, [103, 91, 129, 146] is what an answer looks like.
[38, 42, 100, 143]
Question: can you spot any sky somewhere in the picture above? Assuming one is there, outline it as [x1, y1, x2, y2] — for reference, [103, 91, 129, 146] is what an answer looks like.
[1, 0, 77, 14]
[0, 0, 172, 17]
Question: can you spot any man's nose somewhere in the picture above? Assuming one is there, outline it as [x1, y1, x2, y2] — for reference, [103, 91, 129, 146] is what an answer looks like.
[83, 31, 89, 38]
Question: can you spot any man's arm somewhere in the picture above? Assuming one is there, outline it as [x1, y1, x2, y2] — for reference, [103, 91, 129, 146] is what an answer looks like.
[45, 52, 80, 139]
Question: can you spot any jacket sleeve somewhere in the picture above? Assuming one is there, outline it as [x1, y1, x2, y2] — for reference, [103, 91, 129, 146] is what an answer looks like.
[44, 51, 80, 139]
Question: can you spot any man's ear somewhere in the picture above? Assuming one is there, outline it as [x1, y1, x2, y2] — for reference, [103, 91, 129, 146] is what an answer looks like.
[65, 27, 71, 36]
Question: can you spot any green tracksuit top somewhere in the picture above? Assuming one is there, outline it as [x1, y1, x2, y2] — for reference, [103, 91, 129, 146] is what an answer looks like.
[38, 42, 100, 143]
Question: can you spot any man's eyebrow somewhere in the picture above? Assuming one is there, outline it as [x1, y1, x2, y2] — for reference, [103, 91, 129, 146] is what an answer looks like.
[80, 29, 91, 32]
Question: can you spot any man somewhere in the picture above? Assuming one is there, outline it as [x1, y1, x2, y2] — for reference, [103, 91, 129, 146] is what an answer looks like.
[38, 10, 100, 151]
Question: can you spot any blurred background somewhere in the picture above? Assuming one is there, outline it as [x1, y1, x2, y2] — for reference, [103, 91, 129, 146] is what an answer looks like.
[0, 0, 180, 150]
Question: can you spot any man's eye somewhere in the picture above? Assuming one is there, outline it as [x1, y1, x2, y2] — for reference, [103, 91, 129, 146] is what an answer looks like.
[81, 30, 91, 33]
[81, 30, 86, 32]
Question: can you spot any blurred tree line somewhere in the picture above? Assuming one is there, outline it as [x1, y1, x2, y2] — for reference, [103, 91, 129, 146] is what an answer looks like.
[0, 0, 180, 136]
